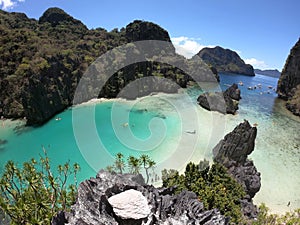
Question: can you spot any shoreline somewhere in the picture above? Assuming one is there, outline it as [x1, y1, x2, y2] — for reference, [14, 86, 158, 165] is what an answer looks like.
[1, 89, 299, 215]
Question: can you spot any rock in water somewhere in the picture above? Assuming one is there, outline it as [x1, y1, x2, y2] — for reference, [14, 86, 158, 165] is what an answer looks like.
[224, 83, 241, 101]
[197, 83, 240, 114]
[212, 120, 261, 219]
[108, 189, 150, 220]
[213, 120, 256, 164]
[277, 38, 300, 116]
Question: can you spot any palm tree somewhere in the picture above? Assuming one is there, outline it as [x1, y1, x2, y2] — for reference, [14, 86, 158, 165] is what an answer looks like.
[127, 156, 141, 174]
[73, 163, 80, 187]
[114, 153, 125, 174]
[140, 154, 156, 184]
[106, 165, 115, 173]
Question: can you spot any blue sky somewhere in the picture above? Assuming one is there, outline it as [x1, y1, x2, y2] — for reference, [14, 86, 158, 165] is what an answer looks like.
[1, 0, 299, 70]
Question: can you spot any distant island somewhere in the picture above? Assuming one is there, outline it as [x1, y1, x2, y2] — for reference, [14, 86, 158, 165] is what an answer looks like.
[196, 46, 255, 76]
[254, 69, 281, 78]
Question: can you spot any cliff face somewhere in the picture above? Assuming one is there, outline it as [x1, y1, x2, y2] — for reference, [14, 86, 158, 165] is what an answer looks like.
[197, 46, 255, 76]
[0, 8, 218, 125]
[213, 120, 261, 219]
[277, 38, 300, 116]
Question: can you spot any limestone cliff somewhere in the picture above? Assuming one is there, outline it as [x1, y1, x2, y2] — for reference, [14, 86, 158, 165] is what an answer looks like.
[197, 46, 255, 76]
[277, 38, 300, 116]
[213, 120, 261, 219]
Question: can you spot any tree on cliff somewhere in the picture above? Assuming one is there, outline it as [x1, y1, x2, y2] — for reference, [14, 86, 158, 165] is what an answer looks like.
[162, 160, 246, 224]
[140, 154, 156, 184]
[114, 153, 125, 174]
[127, 155, 141, 174]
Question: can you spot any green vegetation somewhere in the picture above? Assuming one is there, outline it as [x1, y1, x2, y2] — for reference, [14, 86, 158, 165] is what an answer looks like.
[0, 150, 79, 225]
[1, 152, 300, 224]
[254, 203, 300, 225]
[107, 152, 156, 184]
[162, 160, 247, 224]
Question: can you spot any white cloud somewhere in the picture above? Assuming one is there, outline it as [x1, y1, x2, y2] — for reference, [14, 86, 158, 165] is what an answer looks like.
[171, 36, 215, 59]
[245, 58, 268, 69]
[0, 0, 24, 10]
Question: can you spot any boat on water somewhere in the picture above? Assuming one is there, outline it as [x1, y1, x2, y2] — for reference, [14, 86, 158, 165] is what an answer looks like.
[238, 81, 244, 86]
[186, 130, 196, 134]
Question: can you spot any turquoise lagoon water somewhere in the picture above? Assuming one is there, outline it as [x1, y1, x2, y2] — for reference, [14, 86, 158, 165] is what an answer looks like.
[0, 73, 299, 213]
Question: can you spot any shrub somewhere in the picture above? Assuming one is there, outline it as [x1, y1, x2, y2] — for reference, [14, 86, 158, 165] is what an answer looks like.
[0, 149, 80, 225]
[162, 160, 246, 224]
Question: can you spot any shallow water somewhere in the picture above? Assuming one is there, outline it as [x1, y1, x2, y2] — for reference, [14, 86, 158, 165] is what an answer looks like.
[0, 73, 299, 213]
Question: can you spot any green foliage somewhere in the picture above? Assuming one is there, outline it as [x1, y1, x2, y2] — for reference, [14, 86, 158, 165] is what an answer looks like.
[162, 160, 246, 224]
[127, 155, 142, 174]
[107, 153, 156, 184]
[253, 203, 300, 225]
[114, 153, 125, 174]
[140, 154, 156, 184]
[0, 150, 80, 225]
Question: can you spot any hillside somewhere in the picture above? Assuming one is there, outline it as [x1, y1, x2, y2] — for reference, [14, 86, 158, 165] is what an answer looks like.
[0, 8, 218, 125]
[197, 46, 255, 76]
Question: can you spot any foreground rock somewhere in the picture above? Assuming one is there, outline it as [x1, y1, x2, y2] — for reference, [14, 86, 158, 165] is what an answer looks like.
[52, 171, 227, 225]
[277, 38, 300, 116]
[213, 120, 261, 219]
[197, 83, 241, 114]
[108, 189, 151, 220]
[197, 46, 255, 76]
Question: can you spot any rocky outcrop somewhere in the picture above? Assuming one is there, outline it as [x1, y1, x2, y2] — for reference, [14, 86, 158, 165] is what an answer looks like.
[125, 20, 172, 43]
[52, 170, 227, 225]
[277, 38, 300, 116]
[197, 46, 255, 76]
[197, 83, 241, 114]
[39, 7, 87, 28]
[213, 120, 261, 219]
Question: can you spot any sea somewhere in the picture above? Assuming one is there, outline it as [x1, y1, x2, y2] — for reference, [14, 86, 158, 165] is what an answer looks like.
[0, 73, 299, 214]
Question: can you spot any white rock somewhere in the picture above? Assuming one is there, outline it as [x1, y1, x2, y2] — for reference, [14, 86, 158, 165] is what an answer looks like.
[108, 189, 150, 220]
